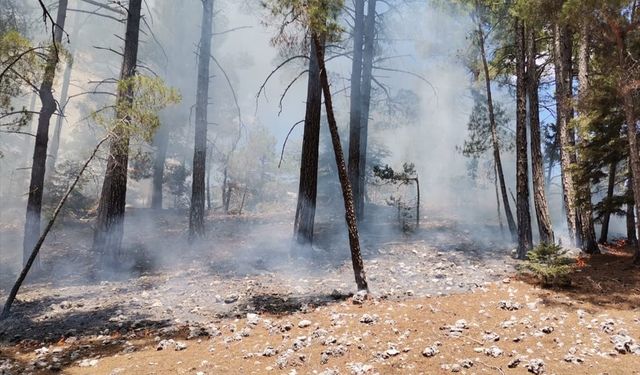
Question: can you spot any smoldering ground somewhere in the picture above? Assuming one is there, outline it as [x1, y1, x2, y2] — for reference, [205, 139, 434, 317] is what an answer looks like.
[1, 0, 533, 344]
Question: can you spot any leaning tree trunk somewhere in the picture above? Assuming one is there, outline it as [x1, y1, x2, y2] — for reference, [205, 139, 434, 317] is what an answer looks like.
[357, 0, 376, 220]
[515, 19, 532, 259]
[527, 28, 554, 244]
[151, 123, 169, 209]
[599, 161, 617, 243]
[188, 0, 214, 241]
[92, 0, 142, 261]
[294, 39, 323, 246]
[477, 14, 517, 241]
[23, 0, 68, 268]
[575, 23, 599, 254]
[347, 0, 365, 220]
[554, 23, 578, 245]
[312, 33, 368, 292]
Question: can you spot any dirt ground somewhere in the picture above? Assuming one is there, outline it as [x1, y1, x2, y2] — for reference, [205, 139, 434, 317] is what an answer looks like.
[1, 210, 640, 374]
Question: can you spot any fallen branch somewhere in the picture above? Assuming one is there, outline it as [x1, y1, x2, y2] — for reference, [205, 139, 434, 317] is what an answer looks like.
[0, 136, 109, 321]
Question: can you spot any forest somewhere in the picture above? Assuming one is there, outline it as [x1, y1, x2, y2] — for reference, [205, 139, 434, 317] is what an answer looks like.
[1, 0, 640, 374]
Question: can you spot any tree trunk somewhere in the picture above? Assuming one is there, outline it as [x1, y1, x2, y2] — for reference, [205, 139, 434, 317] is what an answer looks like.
[47, 3, 81, 177]
[515, 19, 532, 259]
[527, 28, 554, 244]
[357, 0, 376, 219]
[312, 34, 368, 292]
[188, 0, 214, 241]
[23, 0, 68, 268]
[626, 173, 638, 246]
[92, 0, 142, 261]
[151, 123, 168, 209]
[477, 13, 517, 241]
[554, 23, 578, 245]
[293, 39, 323, 246]
[623, 94, 640, 264]
[493, 160, 505, 237]
[576, 23, 599, 253]
[347, 0, 365, 220]
[599, 161, 617, 243]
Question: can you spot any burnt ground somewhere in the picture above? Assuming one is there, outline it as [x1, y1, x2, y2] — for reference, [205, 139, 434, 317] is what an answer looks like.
[2, 208, 639, 374]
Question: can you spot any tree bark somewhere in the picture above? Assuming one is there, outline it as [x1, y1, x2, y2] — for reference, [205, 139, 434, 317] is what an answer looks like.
[151, 123, 169, 209]
[293, 39, 323, 246]
[23, 0, 68, 268]
[312, 34, 368, 291]
[188, 0, 214, 241]
[626, 172, 638, 246]
[623, 94, 640, 264]
[92, 0, 142, 261]
[527, 28, 554, 244]
[515, 19, 532, 259]
[554, 23, 578, 245]
[599, 161, 617, 243]
[576, 23, 599, 253]
[477, 12, 516, 241]
[347, 0, 365, 220]
[357, 0, 376, 219]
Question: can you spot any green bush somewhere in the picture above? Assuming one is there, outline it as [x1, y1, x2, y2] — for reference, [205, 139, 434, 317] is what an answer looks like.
[518, 243, 575, 287]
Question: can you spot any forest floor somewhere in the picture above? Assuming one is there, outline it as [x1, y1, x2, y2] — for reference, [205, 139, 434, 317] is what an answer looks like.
[1, 208, 640, 374]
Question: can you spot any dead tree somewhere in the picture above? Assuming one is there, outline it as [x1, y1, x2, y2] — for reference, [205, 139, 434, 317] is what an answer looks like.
[2, 137, 107, 321]
[188, 0, 214, 240]
[313, 34, 369, 292]
[23, 0, 68, 268]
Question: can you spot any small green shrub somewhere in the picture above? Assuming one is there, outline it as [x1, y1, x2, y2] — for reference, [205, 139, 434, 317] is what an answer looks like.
[518, 243, 575, 287]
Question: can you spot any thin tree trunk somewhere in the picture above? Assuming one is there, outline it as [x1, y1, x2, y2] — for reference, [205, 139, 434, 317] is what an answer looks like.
[599, 161, 617, 243]
[92, 0, 142, 261]
[2, 137, 107, 321]
[357, 0, 376, 220]
[23, 0, 68, 268]
[347, 0, 365, 220]
[576, 23, 599, 253]
[47, 3, 81, 176]
[151, 123, 168, 209]
[515, 19, 532, 259]
[188, 0, 214, 240]
[293, 39, 323, 246]
[626, 172, 638, 246]
[477, 12, 516, 241]
[312, 34, 368, 292]
[554, 23, 578, 245]
[527, 28, 554, 244]
[494, 160, 505, 237]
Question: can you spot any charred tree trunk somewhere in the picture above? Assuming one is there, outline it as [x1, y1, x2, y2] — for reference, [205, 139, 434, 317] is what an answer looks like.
[151, 123, 169, 209]
[23, 0, 68, 267]
[188, 0, 214, 240]
[599, 161, 617, 243]
[357, 0, 376, 219]
[347, 0, 365, 220]
[92, 0, 142, 261]
[293, 39, 323, 245]
[477, 13, 516, 241]
[576, 24, 599, 253]
[493, 160, 505, 237]
[527, 28, 554, 244]
[515, 19, 532, 259]
[554, 23, 578, 245]
[312, 34, 368, 292]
